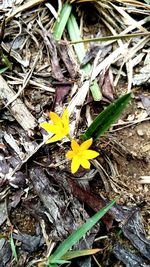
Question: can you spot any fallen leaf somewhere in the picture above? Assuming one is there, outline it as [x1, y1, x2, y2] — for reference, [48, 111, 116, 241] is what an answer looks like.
[6, 0, 46, 22]
[140, 95, 150, 116]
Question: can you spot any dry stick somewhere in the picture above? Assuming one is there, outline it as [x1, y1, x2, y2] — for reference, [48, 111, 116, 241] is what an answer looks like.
[5, 0, 47, 23]
[0, 75, 37, 132]
[111, 3, 149, 33]
[115, 0, 150, 9]
[111, 117, 150, 132]
[6, 136, 52, 178]
[1, 42, 29, 67]
[0, 73, 54, 177]
[91, 159, 111, 193]
[4, 52, 40, 108]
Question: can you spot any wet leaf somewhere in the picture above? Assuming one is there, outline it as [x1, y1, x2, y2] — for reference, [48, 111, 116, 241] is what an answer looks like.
[47, 169, 114, 228]
[58, 45, 77, 79]
[99, 69, 114, 102]
[113, 242, 149, 267]
[0, 239, 11, 266]
[42, 32, 64, 81]
[29, 167, 99, 245]
[53, 85, 71, 106]
[122, 208, 150, 260]
[0, 201, 8, 226]
[12, 232, 44, 253]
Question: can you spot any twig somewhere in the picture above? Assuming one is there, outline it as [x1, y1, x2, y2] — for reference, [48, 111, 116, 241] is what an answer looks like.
[4, 52, 40, 108]
[0, 75, 37, 132]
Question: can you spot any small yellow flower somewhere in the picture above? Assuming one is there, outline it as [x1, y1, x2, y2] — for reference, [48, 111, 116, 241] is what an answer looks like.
[40, 108, 69, 143]
[66, 138, 99, 174]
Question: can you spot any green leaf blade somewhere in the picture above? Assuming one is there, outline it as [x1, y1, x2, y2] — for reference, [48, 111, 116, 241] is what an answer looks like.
[67, 14, 86, 64]
[10, 233, 18, 262]
[0, 66, 9, 74]
[67, 13, 102, 101]
[62, 248, 100, 261]
[53, 3, 72, 41]
[82, 93, 132, 141]
[48, 198, 116, 264]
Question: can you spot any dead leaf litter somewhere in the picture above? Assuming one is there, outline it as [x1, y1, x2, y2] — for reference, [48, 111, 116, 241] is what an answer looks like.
[0, 1, 150, 266]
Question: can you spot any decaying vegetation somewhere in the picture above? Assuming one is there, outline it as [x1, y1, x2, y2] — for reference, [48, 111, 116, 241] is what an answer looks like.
[0, 0, 150, 266]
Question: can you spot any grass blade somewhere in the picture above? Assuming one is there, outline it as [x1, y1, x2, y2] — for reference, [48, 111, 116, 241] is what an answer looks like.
[48, 264, 58, 267]
[10, 232, 18, 262]
[0, 66, 9, 74]
[1, 53, 13, 70]
[48, 198, 117, 264]
[50, 259, 70, 264]
[67, 13, 88, 65]
[62, 248, 100, 260]
[90, 79, 102, 101]
[67, 14, 102, 101]
[53, 3, 72, 41]
[81, 93, 131, 141]
[70, 32, 150, 44]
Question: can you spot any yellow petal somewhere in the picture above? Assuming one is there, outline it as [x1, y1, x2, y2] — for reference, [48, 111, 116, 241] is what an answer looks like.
[46, 134, 63, 143]
[71, 156, 81, 173]
[82, 150, 99, 159]
[40, 122, 50, 130]
[66, 151, 75, 159]
[81, 159, 90, 169]
[71, 140, 80, 153]
[62, 126, 70, 136]
[50, 112, 62, 126]
[40, 122, 53, 132]
[41, 123, 61, 134]
[80, 138, 93, 151]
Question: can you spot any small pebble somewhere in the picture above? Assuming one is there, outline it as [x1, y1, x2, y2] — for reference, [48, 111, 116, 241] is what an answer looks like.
[137, 129, 144, 136]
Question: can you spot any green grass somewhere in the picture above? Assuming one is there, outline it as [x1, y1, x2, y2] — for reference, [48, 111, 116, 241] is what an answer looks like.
[10, 231, 18, 262]
[48, 198, 117, 266]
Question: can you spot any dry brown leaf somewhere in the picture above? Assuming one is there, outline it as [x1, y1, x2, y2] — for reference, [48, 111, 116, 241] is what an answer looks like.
[6, 0, 46, 22]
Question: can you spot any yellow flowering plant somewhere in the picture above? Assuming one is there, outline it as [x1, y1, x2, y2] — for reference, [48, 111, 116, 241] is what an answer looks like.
[40, 108, 70, 144]
[40, 93, 131, 173]
[40, 108, 99, 173]
[66, 139, 99, 174]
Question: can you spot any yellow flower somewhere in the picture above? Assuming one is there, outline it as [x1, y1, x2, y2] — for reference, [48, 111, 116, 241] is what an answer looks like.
[66, 139, 99, 174]
[40, 108, 69, 143]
